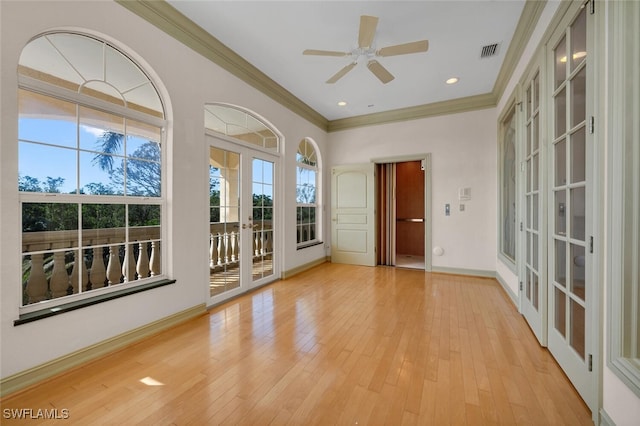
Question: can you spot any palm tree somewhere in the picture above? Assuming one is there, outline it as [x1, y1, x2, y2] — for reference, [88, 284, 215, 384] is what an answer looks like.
[93, 131, 124, 171]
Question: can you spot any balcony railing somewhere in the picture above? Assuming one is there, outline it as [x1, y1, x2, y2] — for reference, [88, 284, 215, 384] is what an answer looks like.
[209, 222, 273, 271]
[21, 226, 161, 305]
[21, 222, 274, 306]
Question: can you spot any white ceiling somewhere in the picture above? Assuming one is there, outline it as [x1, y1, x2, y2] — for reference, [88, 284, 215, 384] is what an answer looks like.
[167, 0, 526, 121]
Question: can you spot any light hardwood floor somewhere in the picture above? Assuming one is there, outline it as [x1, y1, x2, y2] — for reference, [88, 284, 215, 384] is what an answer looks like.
[1, 263, 592, 425]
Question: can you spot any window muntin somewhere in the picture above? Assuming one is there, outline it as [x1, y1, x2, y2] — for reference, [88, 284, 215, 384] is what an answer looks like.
[18, 33, 166, 311]
[296, 139, 320, 246]
[499, 105, 517, 264]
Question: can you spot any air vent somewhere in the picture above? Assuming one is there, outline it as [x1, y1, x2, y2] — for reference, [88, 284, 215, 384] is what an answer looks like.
[480, 43, 500, 58]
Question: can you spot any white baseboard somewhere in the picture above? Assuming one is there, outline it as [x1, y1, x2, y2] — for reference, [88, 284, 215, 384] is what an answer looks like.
[430, 266, 496, 279]
[282, 257, 329, 279]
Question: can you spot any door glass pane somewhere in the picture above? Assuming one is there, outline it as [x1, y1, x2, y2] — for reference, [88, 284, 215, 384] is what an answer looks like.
[555, 88, 567, 137]
[570, 186, 586, 241]
[534, 73, 540, 110]
[571, 127, 586, 183]
[555, 239, 566, 287]
[555, 190, 567, 235]
[570, 300, 586, 359]
[526, 122, 532, 156]
[209, 147, 241, 297]
[532, 154, 539, 191]
[532, 272, 539, 310]
[555, 139, 567, 186]
[571, 67, 587, 127]
[532, 233, 538, 270]
[532, 193, 539, 230]
[252, 158, 274, 282]
[555, 287, 567, 337]
[526, 195, 532, 228]
[525, 267, 531, 301]
[533, 114, 539, 152]
[570, 243, 586, 301]
[555, 36, 567, 89]
[571, 8, 587, 71]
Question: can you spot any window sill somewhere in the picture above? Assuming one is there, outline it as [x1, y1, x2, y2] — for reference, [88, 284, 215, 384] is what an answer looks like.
[297, 241, 323, 250]
[14, 279, 176, 326]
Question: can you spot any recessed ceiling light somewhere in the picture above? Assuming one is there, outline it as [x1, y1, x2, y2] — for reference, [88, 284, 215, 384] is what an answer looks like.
[337, 101, 347, 106]
[446, 77, 459, 85]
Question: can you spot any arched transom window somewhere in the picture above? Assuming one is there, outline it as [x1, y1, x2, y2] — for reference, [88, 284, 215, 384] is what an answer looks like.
[205, 103, 279, 152]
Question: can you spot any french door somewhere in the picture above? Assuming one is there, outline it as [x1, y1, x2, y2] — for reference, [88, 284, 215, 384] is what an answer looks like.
[547, 4, 594, 411]
[520, 67, 547, 345]
[207, 135, 279, 305]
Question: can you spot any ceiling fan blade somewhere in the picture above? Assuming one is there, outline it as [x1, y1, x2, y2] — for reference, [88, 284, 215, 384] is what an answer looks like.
[358, 15, 379, 48]
[377, 40, 429, 57]
[367, 60, 394, 84]
[303, 49, 349, 57]
[326, 62, 357, 84]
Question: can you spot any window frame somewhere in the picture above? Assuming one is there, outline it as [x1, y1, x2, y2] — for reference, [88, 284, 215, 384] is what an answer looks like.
[607, 0, 640, 398]
[296, 138, 322, 248]
[17, 32, 169, 318]
[498, 98, 519, 270]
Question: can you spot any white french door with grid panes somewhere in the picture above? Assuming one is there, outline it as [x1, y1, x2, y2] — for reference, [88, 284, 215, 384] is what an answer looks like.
[207, 135, 279, 306]
[520, 66, 547, 346]
[547, 3, 595, 411]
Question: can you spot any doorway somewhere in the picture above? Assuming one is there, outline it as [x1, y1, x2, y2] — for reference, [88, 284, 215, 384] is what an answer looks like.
[207, 135, 280, 306]
[375, 155, 431, 270]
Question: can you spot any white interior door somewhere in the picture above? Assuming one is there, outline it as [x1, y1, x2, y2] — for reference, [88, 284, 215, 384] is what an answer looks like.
[331, 163, 375, 266]
[547, 4, 594, 411]
[207, 136, 279, 306]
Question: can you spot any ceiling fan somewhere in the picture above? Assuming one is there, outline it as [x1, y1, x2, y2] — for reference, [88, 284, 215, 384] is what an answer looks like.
[303, 15, 429, 84]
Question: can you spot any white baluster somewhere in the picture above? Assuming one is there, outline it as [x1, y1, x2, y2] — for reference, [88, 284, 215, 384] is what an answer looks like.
[70, 250, 88, 294]
[50, 251, 70, 298]
[122, 244, 136, 282]
[107, 245, 122, 285]
[90, 247, 106, 290]
[230, 231, 237, 262]
[265, 230, 273, 254]
[209, 234, 217, 268]
[223, 232, 230, 264]
[150, 241, 161, 276]
[26, 253, 48, 303]
[254, 232, 260, 256]
[137, 242, 150, 279]
[216, 232, 223, 266]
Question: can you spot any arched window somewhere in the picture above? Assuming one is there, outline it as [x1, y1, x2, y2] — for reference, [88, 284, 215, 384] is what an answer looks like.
[18, 32, 168, 314]
[296, 138, 321, 247]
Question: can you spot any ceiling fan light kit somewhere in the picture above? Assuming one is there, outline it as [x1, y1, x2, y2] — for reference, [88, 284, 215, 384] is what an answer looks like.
[303, 14, 428, 84]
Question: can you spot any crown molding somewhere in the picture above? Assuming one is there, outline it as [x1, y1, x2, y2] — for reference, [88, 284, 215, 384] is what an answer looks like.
[327, 92, 497, 132]
[115, 0, 329, 131]
[493, 0, 547, 101]
[116, 0, 545, 133]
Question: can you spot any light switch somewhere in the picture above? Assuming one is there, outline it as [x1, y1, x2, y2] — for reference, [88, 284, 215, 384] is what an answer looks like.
[460, 204, 465, 212]
[445, 204, 450, 216]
